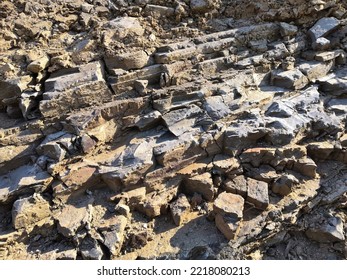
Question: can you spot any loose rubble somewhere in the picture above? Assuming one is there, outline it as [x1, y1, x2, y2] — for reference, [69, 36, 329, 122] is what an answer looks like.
[0, 0, 347, 260]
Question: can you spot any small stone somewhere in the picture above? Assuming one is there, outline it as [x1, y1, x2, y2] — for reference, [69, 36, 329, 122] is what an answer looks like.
[213, 192, 244, 240]
[134, 79, 148, 95]
[313, 37, 331, 51]
[80, 134, 96, 154]
[280, 22, 298, 37]
[12, 194, 51, 230]
[27, 56, 50, 73]
[184, 173, 214, 201]
[246, 179, 269, 210]
[271, 174, 300, 196]
[271, 69, 309, 90]
[170, 194, 191, 226]
[308, 17, 340, 42]
[306, 215, 345, 243]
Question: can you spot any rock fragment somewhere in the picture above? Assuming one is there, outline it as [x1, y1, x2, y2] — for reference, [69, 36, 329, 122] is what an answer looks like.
[170, 194, 191, 226]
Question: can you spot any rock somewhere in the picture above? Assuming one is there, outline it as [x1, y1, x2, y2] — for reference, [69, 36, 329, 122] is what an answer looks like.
[80, 237, 104, 260]
[162, 105, 202, 136]
[292, 158, 317, 178]
[103, 17, 144, 41]
[12, 194, 51, 230]
[98, 215, 127, 257]
[212, 154, 240, 175]
[308, 17, 340, 42]
[184, 173, 214, 201]
[134, 79, 148, 95]
[327, 98, 347, 115]
[204, 96, 231, 121]
[315, 50, 345, 62]
[312, 37, 331, 51]
[27, 56, 50, 73]
[318, 66, 347, 95]
[271, 69, 309, 90]
[280, 22, 298, 37]
[55, 196, 93, 238]
[298, 60, 333, 82]
[213, 192, 244, 240]
[0, 76, 32, 102]
[265, 101, 294, 118]
[144, 5, 175, 18]
[188, 245, 215, 260]
[306, 215, 345, 243]
[40, 62, 113, 118]
[223, 176, 248, 197]
[170, 194, 191, 226]
[79, 134, 96, 154]
[105, 50, 149, 71]
[190, 0, 213, 13]
[271, 174, 300, 196]
[134, 111, 162, 131]
[246, 179, 269, 210]
[0, 164, 53, 204]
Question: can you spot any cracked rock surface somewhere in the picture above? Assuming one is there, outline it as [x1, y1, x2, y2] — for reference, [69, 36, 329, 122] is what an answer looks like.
[1, 0, 347, 260]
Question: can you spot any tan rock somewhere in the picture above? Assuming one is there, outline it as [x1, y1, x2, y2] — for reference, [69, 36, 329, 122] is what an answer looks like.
[184, 173, 214, 201]
[105, 50, 149, 71]
[170, 194, 191, 226]
[12, 194, 51, 230]
[27, 56, 50, 73]
[246, 179, 269, 210]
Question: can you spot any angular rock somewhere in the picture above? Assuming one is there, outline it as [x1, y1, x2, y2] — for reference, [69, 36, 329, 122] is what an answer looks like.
[99, 215, 127, 257]
[190, 0, 214, 14]
[212, 154, 240, 175]
[213, 192, 244, 240]
[204, 96, 231, 121]
[55, 196, 93, 238]
[246, 179, 269, 210]
[80, 237, 104, 260]
[280, 22, 298, 37]
[105, 50, 149, 71]
[134, 111, 162, 131]
[271, 174, 300, 196]
[306, 215, 345, 243]
[223, 176, 248, 197]
[27, 56, 50, 73]
[0, 164, 53, 204]
[170, 194, 191, 226]
[183, 173, 214, 201]
[308, 17, 340, 42]
[265, 101, 294, 118]
[12, 194, 51, 230]
[103, 17, 144, 40]
[271, 69, 309, 90]
[298, 60, 333, 82]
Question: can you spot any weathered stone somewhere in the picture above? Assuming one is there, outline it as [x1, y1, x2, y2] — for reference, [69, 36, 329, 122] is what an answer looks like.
[306, 215, 345, 243]
[327, 98, 347, 115]
[184, 173, 214, 201]
[212, 154, 240, 175]
[190, 0, 213, 13]
[271, 174, 300, 196]
[308, 17, 340, 42]
[204, 96, 231, 121]
[292, 158, 317, 178]
[279, 22, 298, 37]
[318, 66, 347, 95]
[170, 194, 191, 226]
[27, 56, 50, 73]
[144, 4, 175, 17]
[0, 164, 53, 204]
[12, 194, 51, 230]
[271, 69, 309, 90]
[80, 237, 103, 260]
[246, 179, 269, 210]
[134, 80, 148, 95]
[223, 176, 248, 197]
[312, 37, 331, 51]
[265, 101, 294, 118]
[40, 61, 113, 118]
[134, 111, 162, 131]
[105, 50, 149, 71]
[298, 60, 334, 82]
[213, 192, 244, 240]
[103, 17, 144, 40]
[55, 196, 93, 238]
[315, 50, 345, 62]
[99, 215, 127, 257]
[0, 76, 32, 102]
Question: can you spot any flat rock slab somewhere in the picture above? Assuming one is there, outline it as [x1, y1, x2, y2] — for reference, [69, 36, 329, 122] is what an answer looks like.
[308, 17, 340, 42]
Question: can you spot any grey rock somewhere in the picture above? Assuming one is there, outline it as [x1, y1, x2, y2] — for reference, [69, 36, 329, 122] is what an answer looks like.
[104, 50, 149, 71]
[327, 98, 347, 114]
[280, 22, 298, 37]
[184, 173, 214, 201]
[190, 0, 213, 13]
[298, 60, 333, 82]
[271, 174, 300, 196]
[223, 175, 248, 197]
[265, 101, 294, 118]
[204, 96, 231, 121]
[271, 69, 309, 90]
[170, 194, 191, 226]
[80, 237, 104, 260]
[312, 37, 331, 51]
[134, 111, 162, 131]
[308, 17, 340, 42]
[306, 215, 345, 243]
[246, 178, 269, 210]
